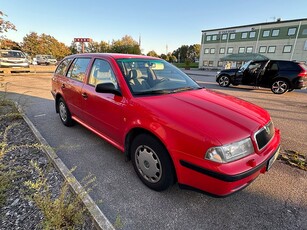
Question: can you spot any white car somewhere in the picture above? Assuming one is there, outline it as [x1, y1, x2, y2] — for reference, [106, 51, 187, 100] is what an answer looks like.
[0, 50, 30, 68]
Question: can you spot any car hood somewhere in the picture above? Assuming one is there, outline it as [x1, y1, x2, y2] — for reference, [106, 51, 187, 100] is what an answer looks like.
[135, 89, 270, 145]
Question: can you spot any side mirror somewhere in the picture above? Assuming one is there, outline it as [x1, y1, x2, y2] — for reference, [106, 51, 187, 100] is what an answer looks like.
[95, 83, 122, 96]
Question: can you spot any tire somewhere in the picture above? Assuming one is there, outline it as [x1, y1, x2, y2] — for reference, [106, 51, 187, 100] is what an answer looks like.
[58, 98, 75, 126]
[218, 75, 230, 87]
[271, 80, 288, 94]
[131, 134, 175, 191]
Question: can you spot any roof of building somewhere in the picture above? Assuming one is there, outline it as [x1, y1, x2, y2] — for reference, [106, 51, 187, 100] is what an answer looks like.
[202, 18, 307, 33]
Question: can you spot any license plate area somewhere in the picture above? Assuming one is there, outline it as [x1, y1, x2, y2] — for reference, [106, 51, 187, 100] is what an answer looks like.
[267, 147, 280, 171]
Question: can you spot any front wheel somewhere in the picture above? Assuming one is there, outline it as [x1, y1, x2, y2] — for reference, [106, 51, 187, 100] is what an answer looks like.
[218, 75, 230, 87]
[131, 134, 175, 191]
[271, 80, 288, 94]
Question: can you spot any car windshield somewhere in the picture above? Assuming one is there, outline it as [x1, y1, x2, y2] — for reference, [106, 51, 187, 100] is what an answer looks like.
[0, 51, 25, 58]
[116, 58, 201, 96]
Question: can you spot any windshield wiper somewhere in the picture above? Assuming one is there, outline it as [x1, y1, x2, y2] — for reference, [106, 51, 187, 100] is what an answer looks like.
[133, 89, 172, 96]
[171, 86, 202, 93]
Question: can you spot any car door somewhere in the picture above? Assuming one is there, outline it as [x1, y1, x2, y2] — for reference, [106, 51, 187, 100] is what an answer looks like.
[81, 58, 125, 145]
[258, 61, 278, 87]
[61, 57, 91, 120]
[233, 61, 251, 85]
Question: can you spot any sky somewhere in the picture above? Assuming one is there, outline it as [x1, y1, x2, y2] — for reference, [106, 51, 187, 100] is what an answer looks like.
[1, 0, 307, 55]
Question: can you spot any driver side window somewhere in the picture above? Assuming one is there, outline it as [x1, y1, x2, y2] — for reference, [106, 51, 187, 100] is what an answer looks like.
[88, 59, 118, 89]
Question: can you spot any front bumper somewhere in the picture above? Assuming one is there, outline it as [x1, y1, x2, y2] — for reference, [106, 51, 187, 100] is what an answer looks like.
[0, 61, 29, 68]
[175, 129, 281, 197]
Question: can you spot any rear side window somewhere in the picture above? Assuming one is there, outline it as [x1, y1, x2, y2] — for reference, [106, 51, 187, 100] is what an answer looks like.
[67, 58, 91, 82]
[55, 58, 73, 75]
[277, 61, 300, 71]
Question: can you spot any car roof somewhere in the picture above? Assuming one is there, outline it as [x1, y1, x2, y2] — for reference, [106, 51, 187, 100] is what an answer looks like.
[65, 53, 160, 60]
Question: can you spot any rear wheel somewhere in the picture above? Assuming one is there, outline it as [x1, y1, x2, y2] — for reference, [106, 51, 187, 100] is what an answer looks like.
[131, 134, 175, 191]
[58, 98, 75, 126]
[218, 75, 230, 87]
[271, 80, 288, 94]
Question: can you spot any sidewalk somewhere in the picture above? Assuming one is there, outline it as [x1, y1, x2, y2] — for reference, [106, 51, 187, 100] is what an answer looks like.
[181, 68, 217, 77]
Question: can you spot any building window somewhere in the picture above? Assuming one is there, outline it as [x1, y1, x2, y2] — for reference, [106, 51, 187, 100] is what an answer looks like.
[238, 47, 245, 53]
[259, 46, 267, 53]
[272, 29, 280, 37]
[283, 45, 292, 53]
[241, 32, 248, 39]
[206, 35, 211, 41]
[204, 48, 210, 54]
[212, 35, 217, 41]
[230, 33, 236, 40]
[249, 31, 256, 38]
[268, 46, 276, 53]
[246, 47, 253, 53]
[302, 29, 307, 35]
[288, 27, 297, 36]
[219, 48, 225, 54]
[203, 60, 208, 66]
[221, 34, 228, 40]
[227, 47, 234, 54]
[210, 48, 215, 54]
[208, 61, 214, 67]
[218, 61, 224, 67]
[263, 30, 270, 37]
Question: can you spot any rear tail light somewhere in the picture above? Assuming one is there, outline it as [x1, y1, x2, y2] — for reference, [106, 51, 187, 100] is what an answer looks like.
[298, 65, 307, 77]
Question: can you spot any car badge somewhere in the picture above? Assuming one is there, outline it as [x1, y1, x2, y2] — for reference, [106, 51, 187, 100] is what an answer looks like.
[264, 125, 271, 135]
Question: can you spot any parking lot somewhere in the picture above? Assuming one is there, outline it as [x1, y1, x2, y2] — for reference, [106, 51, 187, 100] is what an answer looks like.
[1, 70, 306, 230]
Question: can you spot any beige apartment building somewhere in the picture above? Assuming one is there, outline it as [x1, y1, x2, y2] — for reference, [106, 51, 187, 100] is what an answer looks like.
[199, 18, 307, 69]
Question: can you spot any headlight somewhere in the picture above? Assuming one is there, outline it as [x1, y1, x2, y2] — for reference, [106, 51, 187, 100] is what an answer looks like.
[205, 137, 254, 163]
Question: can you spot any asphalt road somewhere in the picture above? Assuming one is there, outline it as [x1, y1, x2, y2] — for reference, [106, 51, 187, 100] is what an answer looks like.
[1, 72, 307, 230]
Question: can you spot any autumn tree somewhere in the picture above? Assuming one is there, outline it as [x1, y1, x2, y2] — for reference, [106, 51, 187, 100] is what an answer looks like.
[0, 11, 16, 34]
[0, 38, 20, 50]
[147, 50, 159, 57]
[22, 32, 71, 59]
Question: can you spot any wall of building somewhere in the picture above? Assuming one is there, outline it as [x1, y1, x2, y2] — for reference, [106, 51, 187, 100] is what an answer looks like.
[199, 19, 307, 69]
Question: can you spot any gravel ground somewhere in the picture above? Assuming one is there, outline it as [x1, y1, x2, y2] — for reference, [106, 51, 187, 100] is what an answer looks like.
[0, 103, 95, 229]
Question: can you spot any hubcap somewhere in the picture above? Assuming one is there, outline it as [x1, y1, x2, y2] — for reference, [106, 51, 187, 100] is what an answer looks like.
[219, 76, 229, 86]
[135, 145, 162, 183]
[272, 81, 287, 94]
[59, 102, 67, 122]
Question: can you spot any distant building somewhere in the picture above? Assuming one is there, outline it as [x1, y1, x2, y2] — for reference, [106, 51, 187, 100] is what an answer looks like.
[199, 18, 307, 69]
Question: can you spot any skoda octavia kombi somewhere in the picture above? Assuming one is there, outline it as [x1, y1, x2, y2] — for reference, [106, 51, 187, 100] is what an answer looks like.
[51, 53, 280, 196]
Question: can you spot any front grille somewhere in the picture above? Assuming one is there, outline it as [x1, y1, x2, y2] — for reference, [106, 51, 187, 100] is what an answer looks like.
[255, 121, 274, 150]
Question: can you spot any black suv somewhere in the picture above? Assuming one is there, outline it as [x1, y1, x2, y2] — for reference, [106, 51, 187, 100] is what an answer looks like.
[216, 60, 307, 94]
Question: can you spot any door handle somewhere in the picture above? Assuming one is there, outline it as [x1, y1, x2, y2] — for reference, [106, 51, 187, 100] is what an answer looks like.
[82, 93, 88, 99]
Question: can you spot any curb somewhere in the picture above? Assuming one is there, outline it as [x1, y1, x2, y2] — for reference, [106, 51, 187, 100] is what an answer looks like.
[17, 103, 115, 230]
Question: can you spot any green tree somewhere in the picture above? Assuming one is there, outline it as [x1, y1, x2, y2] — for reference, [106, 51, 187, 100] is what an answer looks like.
[172, 44, 200, 63]
[110, 35, 141, 54]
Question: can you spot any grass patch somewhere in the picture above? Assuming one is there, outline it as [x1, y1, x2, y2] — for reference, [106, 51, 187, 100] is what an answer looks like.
[279, 150, 306, 171]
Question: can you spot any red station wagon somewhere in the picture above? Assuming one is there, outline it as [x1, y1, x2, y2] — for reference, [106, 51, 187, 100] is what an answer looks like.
[51, 53, 281, 196]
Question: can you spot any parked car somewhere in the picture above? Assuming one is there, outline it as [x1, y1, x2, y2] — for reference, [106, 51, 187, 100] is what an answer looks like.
[51, 53, 280, 196]
[216, 60, 307, 94]
[36, 54, 57, 65]
[0, 50, 30, 68]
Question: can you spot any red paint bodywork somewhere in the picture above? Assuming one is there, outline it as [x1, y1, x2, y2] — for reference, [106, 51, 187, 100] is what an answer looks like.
[51, 53, 281, 196]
